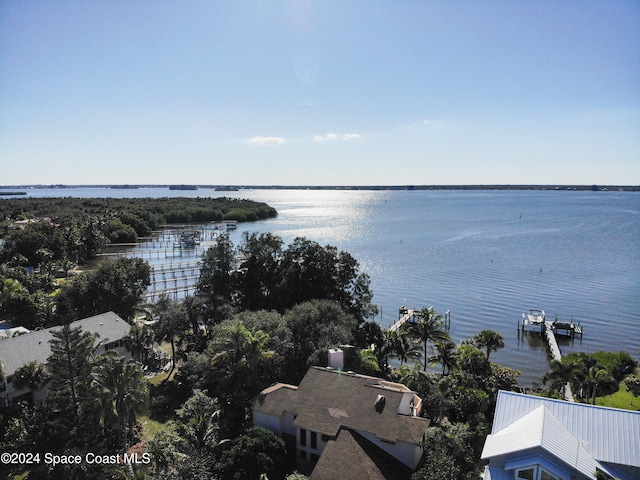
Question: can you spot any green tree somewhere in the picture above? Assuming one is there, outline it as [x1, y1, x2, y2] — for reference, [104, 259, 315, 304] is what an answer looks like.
[215, 426, 290, 480]
[125, 323, 154, 365]
[153, 296, 189, 376]
[46, 323, 97, 446]
[174, 389, 224, 451]
[403, 308, 450, 371]
[412, 424, 479, 480]
[237, 232, 283, 311]
[624, 375, 640, 406]
[283, 299, 357, 382]
[196, 233, 236, 323]
[57, 257, 150, 322]
[472, 330, 505, 360]
[92, 351, 148, 453]
[12, 361, 50, 404]
[542, 359, 582, 400]
[429, 340, 457, 375]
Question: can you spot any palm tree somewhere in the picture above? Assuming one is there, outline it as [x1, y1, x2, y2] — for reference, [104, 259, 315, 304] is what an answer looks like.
[429, 340, 457, 375]
[152, 296, 188, 376]
[395, 333, 423, 365]
[404, 307, 450, 371]
[125, 324, 154, 365]
[542, 359, 581, 399]
[175, 389, 224, 451]
[92, 352, 148, 453]
[472, 330, 505, 360]
[580, 365, 615, 405]
[13, 361, 50, 404]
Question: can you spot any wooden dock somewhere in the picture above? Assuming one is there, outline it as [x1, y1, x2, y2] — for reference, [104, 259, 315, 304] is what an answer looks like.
[388, 307, 451, 332]
[521, 313, 578, 402]
[389, 309, 417, 332]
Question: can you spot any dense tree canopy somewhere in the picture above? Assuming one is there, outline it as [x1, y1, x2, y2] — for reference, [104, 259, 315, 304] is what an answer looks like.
[194, 233, 377, 325]
[56, 257, 150, 322]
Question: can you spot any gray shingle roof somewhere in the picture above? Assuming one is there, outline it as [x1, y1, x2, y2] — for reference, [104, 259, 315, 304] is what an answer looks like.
[0, 312, 130, 376]
[254, 366, 429, 445]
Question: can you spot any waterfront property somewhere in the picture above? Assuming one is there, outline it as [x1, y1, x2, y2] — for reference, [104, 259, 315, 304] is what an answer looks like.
[0, 312, 131, 406]
[253, 362, 429, 479]
[481, 390, 640, 480]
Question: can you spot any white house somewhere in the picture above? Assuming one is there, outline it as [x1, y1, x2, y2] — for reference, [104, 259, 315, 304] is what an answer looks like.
[253, 365, 430, 479]
[481, 390, 640, 480]
[0, 311, 132, 406]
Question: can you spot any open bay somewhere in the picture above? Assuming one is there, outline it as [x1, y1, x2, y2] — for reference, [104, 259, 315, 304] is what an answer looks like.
[17, 187, 640, 385]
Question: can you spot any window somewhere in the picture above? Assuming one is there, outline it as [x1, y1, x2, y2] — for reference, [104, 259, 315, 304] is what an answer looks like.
[300, 429, 306, 446]
[539, 469, 559, 480]
[516, 468, 535, 480]
[514, 466, 560, 480]
[310, 432, 317, 449]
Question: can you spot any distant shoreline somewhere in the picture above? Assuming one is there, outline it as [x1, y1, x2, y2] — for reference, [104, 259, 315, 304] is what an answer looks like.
[1, 184, 639, 192]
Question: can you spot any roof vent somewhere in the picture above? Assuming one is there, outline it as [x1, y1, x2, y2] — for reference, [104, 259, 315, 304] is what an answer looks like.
[375, 395, 386, 413]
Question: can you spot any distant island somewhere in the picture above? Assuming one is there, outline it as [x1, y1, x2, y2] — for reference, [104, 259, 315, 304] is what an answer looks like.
[0, 184, 638, 192]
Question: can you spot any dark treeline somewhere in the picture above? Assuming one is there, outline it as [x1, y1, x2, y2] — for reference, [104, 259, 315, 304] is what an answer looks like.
[0, 197, 276, 263]
[0, 196, 276, 236]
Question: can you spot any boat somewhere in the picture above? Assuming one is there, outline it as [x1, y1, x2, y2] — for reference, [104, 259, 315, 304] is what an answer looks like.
[524, 309, 545, 325]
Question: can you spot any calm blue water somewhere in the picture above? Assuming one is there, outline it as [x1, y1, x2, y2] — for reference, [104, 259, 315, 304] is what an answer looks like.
[10, 187, 640, 385]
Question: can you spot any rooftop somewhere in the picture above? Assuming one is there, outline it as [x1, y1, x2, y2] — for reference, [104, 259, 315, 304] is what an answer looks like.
[0, 312, 131, 376]
[482, 390, 640, 479]
[254, 366, 429, 445]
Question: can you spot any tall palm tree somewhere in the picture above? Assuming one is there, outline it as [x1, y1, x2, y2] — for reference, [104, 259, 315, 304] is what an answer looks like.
[394, 333, 423, 365]
[429, 340, 457, 375]
[92, 352, 148, 453]
[542, 359, 581, 400]
[472, 330, 505, 360]
[403, 307, 450, 371]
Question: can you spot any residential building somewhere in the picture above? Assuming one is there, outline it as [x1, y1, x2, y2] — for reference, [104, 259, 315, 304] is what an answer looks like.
[481, 390, 640, 480]
[253, 365, 430, 479]
[0, 311, 131, 406]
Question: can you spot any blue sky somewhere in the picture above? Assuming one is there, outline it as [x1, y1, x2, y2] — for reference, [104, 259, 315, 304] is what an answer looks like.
[1, 1, 638, 186]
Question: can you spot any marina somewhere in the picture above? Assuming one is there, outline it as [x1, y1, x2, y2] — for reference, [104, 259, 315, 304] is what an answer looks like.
[100, 222, 237, 302]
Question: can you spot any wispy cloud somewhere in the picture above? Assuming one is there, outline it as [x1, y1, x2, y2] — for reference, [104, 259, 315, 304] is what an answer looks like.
[249, 136, 287, 146]
[313, 132, 360, 142]
[342, 133, 360, 140]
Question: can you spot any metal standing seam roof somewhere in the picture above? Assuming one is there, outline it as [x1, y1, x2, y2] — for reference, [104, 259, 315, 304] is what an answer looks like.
[486, 390, 640, 470]
[0, 312, 131, 376]
[482, 404, 602, 479]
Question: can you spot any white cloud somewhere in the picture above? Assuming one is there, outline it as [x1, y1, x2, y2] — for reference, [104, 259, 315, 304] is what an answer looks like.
[249, 136, 286, 146]
[342, 133, 360, 140]
[313, 132, 360, 142]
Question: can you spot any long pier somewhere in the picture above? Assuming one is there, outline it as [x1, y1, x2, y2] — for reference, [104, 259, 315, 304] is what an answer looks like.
[389, 309, 417, 332]
[521, 312, 581, 402]
[388, 307, 451, 332]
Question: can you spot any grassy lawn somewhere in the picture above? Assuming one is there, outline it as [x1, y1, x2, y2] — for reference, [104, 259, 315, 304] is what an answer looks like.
[139, 414, 169, 440]
[595, 381, 640, 411]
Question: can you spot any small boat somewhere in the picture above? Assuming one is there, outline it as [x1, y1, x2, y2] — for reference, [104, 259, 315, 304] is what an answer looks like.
[524, 309, 545, 325]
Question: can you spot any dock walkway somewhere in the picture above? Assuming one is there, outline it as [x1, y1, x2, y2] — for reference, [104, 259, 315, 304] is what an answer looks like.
[389, 309, 417, 332]
[522, 314, 576, 402]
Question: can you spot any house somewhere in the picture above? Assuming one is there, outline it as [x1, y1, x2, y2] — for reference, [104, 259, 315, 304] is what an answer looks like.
[253, 365, 430, 479]
[481, 390, 640, 480]
[0, 311, 131, 406]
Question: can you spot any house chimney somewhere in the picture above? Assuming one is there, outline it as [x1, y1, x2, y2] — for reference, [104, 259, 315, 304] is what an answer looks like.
[328, 348, 344, 370]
